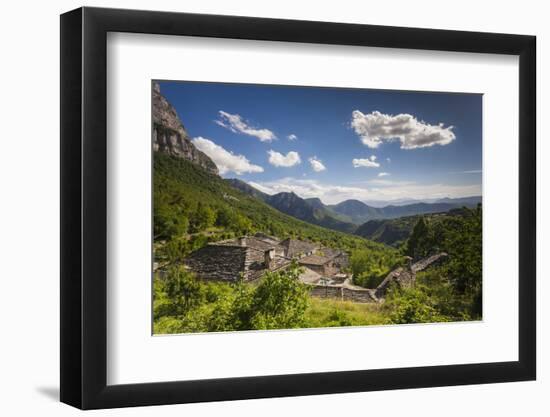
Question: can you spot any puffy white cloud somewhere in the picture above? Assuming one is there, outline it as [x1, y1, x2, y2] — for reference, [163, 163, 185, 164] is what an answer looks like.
[268, 150, 301, 167]
[351, 110, 456, 149]
[192, 137, 264, 175]
[352, 155, 380, 168]
[215, 111, 276, 142]
[378, 172, 390, 177]
[308, 156, 326, 172]
[248, 177, 480, 205]
[287, 134, 298, 141]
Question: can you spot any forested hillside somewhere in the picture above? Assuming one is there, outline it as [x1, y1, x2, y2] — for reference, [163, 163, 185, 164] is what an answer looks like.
[354, 208, 472, 247]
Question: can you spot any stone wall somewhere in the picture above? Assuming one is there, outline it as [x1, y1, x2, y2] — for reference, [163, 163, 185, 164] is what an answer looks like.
[185, 245, 248, 282]
[243, 248, 268, 280]
[309, 285, 378, 303]
[309, 285, 343, 300]
[342, 287, 378, 303]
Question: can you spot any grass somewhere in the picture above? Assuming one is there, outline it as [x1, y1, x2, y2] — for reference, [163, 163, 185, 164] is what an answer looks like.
[304, 298, 389, 328]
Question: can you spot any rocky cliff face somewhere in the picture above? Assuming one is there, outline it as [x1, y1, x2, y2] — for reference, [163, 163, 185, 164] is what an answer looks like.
[152, 82, 218, 175]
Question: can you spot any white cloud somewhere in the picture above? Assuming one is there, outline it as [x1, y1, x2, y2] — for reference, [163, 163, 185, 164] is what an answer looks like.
[215, 111, 276, 142]
[192, 137, 264, 175]
[268, 150, 301, 167]
[351, 110, 456, 149]
[248, 177, 481, 205]
[352, 155, 380, 168]
[378, 172, 390, 177]
[287, 134, 298, 141]
[308, 156, 326, 172]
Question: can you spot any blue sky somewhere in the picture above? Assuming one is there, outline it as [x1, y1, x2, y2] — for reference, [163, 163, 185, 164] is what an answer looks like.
[157, 80, 482, 205]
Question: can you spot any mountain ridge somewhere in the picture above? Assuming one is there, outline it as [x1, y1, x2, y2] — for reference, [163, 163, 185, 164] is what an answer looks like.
[226, 178, 481, 228]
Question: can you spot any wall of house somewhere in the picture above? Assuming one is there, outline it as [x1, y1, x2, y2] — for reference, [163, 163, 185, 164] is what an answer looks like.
[309, 285, 343, 300]
[342, 287, 378, 303]
[185, 245, 247, 282]
[309, 285, 378, 303]
[243, 248, 269, 280]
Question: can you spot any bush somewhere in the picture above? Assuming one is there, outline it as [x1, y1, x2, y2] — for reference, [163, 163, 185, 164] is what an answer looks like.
[247, 263, 309, 330]
[385, 285, 448, 324]
[350, 249, 401, 288]
[164, 266, 204, 314]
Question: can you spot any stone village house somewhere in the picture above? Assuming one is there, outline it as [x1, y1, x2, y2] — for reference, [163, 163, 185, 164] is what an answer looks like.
[183, 233, 447, 303]
[184, 233, 347, 283]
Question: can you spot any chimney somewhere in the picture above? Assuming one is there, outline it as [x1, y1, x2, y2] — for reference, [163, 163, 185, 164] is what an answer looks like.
[239, 237, 247, 247]
[264, 249, 275, 269]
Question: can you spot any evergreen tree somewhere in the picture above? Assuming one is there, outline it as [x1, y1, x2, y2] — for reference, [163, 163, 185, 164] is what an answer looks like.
[406, 217, 429, 260]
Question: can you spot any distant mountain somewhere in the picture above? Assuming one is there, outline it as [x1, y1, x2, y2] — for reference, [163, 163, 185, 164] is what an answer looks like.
[304, 197, 326, 210]
[224, 182, 357, 234]
[435, 196, 482, 206]
[330, 197, 482, 225]
[225, 179, 481, 232]
[328, 200, 381, 224]
[265, 192, 357, 234]
[363, 198, 422, 208]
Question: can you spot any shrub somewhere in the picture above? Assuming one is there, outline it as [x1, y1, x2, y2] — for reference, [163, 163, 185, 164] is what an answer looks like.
[247, 263, 309, 330]
[164, 266, 204, 314]
[385, 285, 448, 324]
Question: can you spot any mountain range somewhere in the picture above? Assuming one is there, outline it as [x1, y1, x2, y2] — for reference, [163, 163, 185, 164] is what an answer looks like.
[225, 178, 481, 234]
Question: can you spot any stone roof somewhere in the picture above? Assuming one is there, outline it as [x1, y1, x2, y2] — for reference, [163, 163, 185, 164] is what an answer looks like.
[319, 247, 344, 259]
[280, 238, 319, 258]
[298, 254, 331, 266]
[374, 252, 448, 299]
[299, 267, 323, 284]
[214, 236, 277, 252]
[253, 232, 281, 246]
[412, 252, 448, 272]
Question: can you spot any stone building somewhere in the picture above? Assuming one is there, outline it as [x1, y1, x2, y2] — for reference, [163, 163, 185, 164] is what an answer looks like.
[184, 233, 350, 284]
[184, 235, 291, 282]
[298, 255, 339, 276]
[305, 252, 448, 304]
[374, 252, 448, 299]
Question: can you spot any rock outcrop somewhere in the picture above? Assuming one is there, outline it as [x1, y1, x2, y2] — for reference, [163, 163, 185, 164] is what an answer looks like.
[152, 82, 218, 175]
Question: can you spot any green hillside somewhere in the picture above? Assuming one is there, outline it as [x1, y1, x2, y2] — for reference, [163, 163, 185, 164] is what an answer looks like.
[354, 208, 474, 247]
[154, 152, 396, 263]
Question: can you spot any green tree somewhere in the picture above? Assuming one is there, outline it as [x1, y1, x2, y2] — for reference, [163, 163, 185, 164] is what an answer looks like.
[406, 217, 430, 260]
[246, 263, 309, 330]
[164, 266, 204, 314]
[192, 202, 216, 232]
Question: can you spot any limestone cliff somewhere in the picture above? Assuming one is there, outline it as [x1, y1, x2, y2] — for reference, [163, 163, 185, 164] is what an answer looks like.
[152, 82, 218, 175]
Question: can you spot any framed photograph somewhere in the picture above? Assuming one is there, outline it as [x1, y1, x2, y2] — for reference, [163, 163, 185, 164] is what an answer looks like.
[60, 6, 536, 410]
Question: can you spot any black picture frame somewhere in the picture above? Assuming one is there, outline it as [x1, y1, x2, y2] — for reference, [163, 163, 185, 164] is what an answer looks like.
[60, 6, 536, 410]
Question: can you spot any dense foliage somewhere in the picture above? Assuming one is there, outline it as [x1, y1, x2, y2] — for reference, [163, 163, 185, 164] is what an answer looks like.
[154, 263, 310, 333]
[350, 249, 404, 288]
[154, 264, 395, 333]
